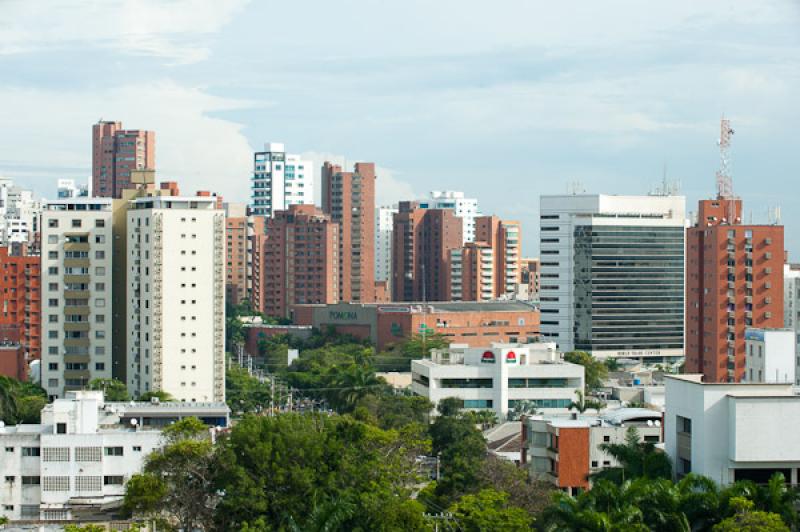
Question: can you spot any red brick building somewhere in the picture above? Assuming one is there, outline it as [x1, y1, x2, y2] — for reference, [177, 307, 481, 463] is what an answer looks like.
[292, 301, 540, 351]
[685, 198, 785, 382]
[92, 121, 156, 198]
[0, 246, 40, 373]
[261, 205, 339, 318]
[225, 210, 249, 306]
[0, 325, 26, 381]
[321, 162, 376, 303]
[392, 202, 463, 302]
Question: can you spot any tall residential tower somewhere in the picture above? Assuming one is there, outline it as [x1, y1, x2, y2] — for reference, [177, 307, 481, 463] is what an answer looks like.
[250, 143, 312, 217]
[92, 121, 155, 198]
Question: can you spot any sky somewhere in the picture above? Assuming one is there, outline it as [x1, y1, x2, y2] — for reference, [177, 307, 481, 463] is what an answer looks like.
[1, 0, 799, 256]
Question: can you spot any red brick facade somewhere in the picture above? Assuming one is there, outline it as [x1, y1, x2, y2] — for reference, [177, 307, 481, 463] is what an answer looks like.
[0, 247, 40, 374]
[92, 121, 156, 198]
[685, 199, 785, 382]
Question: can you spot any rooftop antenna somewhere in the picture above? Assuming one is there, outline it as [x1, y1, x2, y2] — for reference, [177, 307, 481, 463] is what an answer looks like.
[567, 180, 586, 195]
[715, 117, 736, 223]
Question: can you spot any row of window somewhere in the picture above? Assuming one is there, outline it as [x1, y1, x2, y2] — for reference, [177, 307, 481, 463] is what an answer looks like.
[46, 219, 106, 228]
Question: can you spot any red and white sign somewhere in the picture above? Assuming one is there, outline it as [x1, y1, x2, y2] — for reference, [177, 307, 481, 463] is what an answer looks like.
[506, 351, 517, 364]
[481, 351, 496, 364]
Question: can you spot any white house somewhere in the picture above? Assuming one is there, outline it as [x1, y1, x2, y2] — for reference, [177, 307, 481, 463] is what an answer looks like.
[665, 374, 800, 485]
[411, 343, 584, 420]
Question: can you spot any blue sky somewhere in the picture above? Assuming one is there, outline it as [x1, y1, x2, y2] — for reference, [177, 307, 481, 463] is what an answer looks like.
[1, 0, 799, 256]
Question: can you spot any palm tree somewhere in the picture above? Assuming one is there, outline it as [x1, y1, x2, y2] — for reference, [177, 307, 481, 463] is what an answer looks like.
[676, 473, 721, 531]
[750, 473, 799, 529]
[569, 390, 588, 414]
[329, 364, 382, 411]
[590, 426, 672, 485]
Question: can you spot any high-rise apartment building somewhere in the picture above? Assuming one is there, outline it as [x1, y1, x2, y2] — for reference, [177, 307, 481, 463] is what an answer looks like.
[261, 204, 339, 318]
[0, 246, 41, 369]
[41, 198, 115, 400]
[448, 216, 521, 301]
[419, 190, 479, 244]
[392, 202, 462, 302]
[224, 203, 249, 305]
[685, 198, 784, 382]
[126, 196, 225, 402]
[375, 205, 398, 284]
[321, 162, 376, 303]
[539, 194, 686, 361]
[250, 143, 312, 217]
[92, 121, 155, 198]
[0, 177, 41, 247]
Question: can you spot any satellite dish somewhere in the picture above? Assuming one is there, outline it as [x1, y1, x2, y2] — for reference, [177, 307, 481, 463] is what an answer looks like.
[130, 418, 138, 426]
[655, 420, 661, 427]
[647, 420, 654, 427]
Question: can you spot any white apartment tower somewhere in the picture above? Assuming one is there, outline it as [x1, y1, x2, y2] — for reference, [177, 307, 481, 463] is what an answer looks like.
[126, 196, 225, 402]
[539, 194, 686, 361]
[375, 204, 398, 283]
[40, 198, 115, 400]
[0, 177, 42, 246]
[420, 191, 479, 244]
[250, 143, 312, 217]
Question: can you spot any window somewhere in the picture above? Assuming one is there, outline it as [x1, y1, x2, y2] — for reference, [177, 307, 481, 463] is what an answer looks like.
[591, 461, 598, 468]
[5, 475, 15, 483]
[104, 446, 124, 456]
[95, 250, 105, 259]
[96, 314, 105, 323]
[96, 219, 105, 228]
[75, 447, 102, 461]
[48, 219, 58, 228]
[43, 447, 69, 461]
[603, 435, 611, 442]
[103, 476, 124, 486]
[95, 266, 105, 275]
[21, 476, 40, 486]
[75, 476, 102, 492]
[95, 298, 105, 308]
[71, 219, 81, 228]
[95, 282, 105, 291]
[48, 235, 58, 244]
[95, 363, 105, 371]
[56, 423, 66, 434]
[677, 415, 692, 434]
[48, 251, 58, 260]
[22, 447, 40, 457]
[95, 235, 105, 244]
[4, 447, 13, 453]
[133, 446, 142, 452]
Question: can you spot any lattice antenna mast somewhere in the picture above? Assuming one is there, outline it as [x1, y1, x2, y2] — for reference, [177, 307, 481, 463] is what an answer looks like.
[715, 117, 736, 222]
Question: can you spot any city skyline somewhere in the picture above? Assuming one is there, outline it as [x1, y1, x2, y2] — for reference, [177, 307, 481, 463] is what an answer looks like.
[1, 1, 798, 257]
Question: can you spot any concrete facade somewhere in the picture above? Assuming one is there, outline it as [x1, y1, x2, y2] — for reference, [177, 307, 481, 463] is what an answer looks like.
[665, 374, 800, 485]
[420, 190, 479, 244]
[40, 199, 115, 400]
[411, 343, 584, 420]
[744, 328, 795, 384]
[375, 205, 398, 285]
[126, 196, 225, 402]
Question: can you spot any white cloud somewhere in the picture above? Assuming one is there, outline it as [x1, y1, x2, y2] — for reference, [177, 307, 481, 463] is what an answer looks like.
[0, 0, 249, 63]
[299, 151, 418, 207]
[0, 80, 254, 201]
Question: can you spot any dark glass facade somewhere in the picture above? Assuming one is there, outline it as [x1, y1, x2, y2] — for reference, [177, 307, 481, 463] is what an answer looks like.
[573, 225, 684, 353]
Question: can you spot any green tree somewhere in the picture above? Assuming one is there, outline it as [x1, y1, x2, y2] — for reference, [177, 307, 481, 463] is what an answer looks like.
[329, 362, 384, 412]
[87, 378, 129, 401]
[589, 426, 672, 484]
[399, 332, 449, 359]
[212, 413, 429, 531]
[64, 525, 111, 532]
[713, 497, 789, 532]
[448, 489, 533, 531]
[429, 405, 486, 505]
[15, 395, 47, 423]
[124, 418, 217, 531]
[138, 390, 174, 402]
[0, 376, 47, 424]
[225, 365, 271, 414]
[477, 455, 555, 516]
[564, 350, 608, 391]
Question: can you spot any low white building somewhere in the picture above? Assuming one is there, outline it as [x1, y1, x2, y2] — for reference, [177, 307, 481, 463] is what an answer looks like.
[0, 391, 229, 522]
[524, 408, 663, 495]
[744, 328, 796, 384]
[665, 374, 800, 485]
[411, 343, 584, 419]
